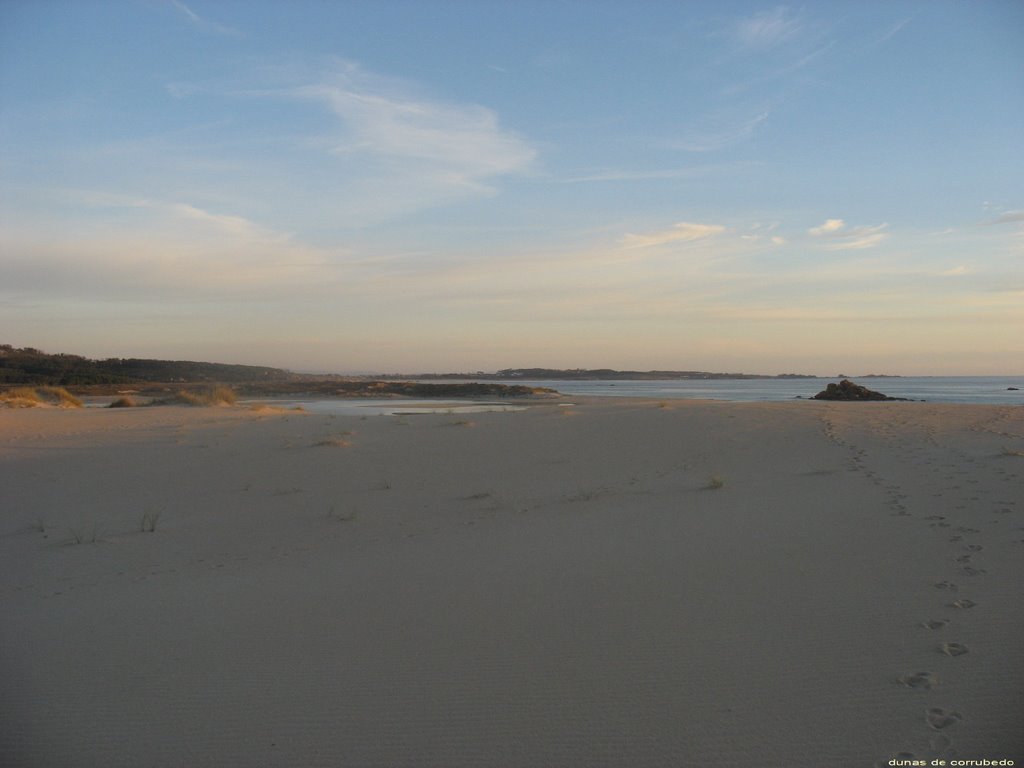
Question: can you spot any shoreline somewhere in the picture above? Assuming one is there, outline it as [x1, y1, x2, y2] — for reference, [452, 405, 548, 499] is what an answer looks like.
[2, 398, 1022, 766]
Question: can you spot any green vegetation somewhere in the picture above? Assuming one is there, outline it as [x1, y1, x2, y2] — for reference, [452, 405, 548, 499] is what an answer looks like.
[1, 345, 553, 399]
[0, 344, 289, 386]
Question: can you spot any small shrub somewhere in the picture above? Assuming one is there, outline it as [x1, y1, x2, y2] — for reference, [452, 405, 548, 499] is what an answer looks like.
[707, 475, 726, 490]
[160, 386, 237, 407]
[326, 505, 357, 522]
[313, 437, 353, 448]
[69, 523, 105, 544]
[109, 396, 138, 408]
[140, 509, 162, 532]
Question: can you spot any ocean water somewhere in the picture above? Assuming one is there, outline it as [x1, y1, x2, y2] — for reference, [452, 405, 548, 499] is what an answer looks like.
[479, 377, 1024, 405]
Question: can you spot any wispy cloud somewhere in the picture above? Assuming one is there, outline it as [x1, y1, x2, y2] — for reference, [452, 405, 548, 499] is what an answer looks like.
[291, 63, 536, 196]
[985, 210, 1024, 225]
[940, 265, 970, 276]
[150, 59, 539, 224]
[1, 192, 327, 300]
[808, 218, 845, 236]
[622, 221, 726, 249]
[672, 110, 770, 153]
[169, 0, 243, 37]
[736, 7, 802, 49]
[808, 218, 889, 250]
[168, 203, 287, 242]
[877, 17, 913, 44]
[557, 163, 745, 184]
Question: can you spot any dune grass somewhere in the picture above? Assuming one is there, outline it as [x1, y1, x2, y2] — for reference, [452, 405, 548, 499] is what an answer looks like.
[313, 437, 353, 448]
[68, 523, 105, 545]
[153, 386, 238, 407]
[0, 386, 82, 408]
[140, 509, 162, 533]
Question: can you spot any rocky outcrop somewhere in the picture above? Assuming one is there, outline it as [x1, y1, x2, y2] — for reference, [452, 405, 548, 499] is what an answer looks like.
[812, 379, 908, 401]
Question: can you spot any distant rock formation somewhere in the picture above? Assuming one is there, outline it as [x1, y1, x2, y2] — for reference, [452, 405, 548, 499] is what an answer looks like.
[813, 379, 908, 401]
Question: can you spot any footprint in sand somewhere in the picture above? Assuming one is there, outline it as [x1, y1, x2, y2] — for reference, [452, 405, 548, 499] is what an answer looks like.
[964, 544, 984, 551]
[933, 581, 958, 591]
[955, 555, 973, 563]
[961, 566, 986, 577]
[940, 642, 969, 657]
[899, 671, 938, 689]
[949, 598, 977, 609]
[926, 708, 962, 730]
[920, 619, 949, 630]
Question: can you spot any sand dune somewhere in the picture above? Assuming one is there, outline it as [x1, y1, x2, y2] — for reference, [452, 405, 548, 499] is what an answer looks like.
[1, 398, 1022, 766]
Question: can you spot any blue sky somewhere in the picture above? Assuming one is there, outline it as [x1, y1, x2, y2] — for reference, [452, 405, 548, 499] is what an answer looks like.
[2, 1, 1022, 374]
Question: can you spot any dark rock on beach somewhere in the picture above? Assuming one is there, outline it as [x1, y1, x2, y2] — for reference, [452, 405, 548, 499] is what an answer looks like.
[812, 379, 909, 401]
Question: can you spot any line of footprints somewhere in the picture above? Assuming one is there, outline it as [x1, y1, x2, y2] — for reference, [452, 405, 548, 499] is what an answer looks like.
[819, 413, 1014, 764]
[819, 415, 994, 766]
[887, 519, 985, 764]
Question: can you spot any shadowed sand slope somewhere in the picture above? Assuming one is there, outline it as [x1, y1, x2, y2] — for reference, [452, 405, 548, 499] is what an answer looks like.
[1, 399, 1022, 766]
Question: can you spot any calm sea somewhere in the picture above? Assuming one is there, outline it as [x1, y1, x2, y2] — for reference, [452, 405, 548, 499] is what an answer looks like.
[474, 377, 1024, 405]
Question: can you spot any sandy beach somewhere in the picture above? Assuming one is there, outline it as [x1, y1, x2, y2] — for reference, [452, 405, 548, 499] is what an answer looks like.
[1, 397, 1022, 767]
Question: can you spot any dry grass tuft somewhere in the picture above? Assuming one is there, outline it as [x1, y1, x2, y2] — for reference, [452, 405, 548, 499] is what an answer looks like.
[109, 396, 139, 408]
[40, 386, 83, 407]
[158, 386, 238, 407]
[706, 475, 726, 490]
[1, 386, 82, 408]
[1, 387, 43, 407]
[313, 437, 353, 448]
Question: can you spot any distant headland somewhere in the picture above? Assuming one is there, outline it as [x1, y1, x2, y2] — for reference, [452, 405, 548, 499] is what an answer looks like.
[1, 346, 819, 388]
[381, 368, 818, 381]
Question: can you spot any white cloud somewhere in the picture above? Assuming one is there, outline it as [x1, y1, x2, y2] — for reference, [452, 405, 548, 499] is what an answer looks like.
[292, 64, 536, 195]
[808, 219, 889, 251]
[622, 222, 726, 249]
[808, 218, 845, 236]
[168, 203, 286, 242]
